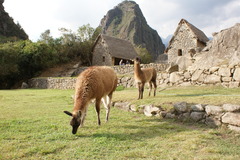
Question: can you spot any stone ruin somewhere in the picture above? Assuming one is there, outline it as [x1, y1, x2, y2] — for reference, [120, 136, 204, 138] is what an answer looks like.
[113, 101, 240, 132]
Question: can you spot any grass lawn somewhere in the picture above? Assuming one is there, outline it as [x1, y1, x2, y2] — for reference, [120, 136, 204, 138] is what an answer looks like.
[0, 86, 240, 159]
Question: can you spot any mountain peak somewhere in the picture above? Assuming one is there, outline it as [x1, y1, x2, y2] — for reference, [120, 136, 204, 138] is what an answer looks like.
[0, 0, 28, 41]
[100, 1, 165, 60]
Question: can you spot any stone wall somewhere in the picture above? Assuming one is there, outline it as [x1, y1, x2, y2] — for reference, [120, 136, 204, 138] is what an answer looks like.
[28, 77, 76, 89]
[114, 101, 240, 132]
[28, 64, 169, 89]
[28, 64, 240, 89]
[113, 63, 169, 74]
[119, 64, 240, 88]
[161, 65, 240, 88]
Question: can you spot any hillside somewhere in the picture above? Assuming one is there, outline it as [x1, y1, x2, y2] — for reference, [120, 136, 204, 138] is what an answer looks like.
[100, 1, 165, 60]
[0, 0, 28, 41]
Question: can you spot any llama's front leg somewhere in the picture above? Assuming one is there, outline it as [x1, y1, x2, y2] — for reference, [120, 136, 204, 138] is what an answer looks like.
[139, 83, 144, 99]
[137, 82, 142, 99]
[95, 98, 101, 125]
[80, 111, 86, 127]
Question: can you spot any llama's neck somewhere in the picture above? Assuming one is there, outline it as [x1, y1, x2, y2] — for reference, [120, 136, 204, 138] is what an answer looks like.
[73, 89, 90, 112]
[74, 98, 84, 111]
[134, 62, 143, 76]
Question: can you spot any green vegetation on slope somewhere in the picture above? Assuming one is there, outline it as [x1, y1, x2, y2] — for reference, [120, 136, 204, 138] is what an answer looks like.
[0, 24, 100, 89]
[0, 87, 240, 159]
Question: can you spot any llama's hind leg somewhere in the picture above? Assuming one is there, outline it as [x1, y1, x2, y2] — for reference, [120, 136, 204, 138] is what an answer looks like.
[140, 83, 145, 99]
[101, 95, 111, 122]
[148, 82, 153, 96]
[95, 98, 101, 125]
[153, 81, 157, 96]
[106, 94, 113, 122]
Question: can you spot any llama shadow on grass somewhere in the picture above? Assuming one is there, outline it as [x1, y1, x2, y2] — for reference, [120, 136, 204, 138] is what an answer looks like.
[75, 118, 213, 142]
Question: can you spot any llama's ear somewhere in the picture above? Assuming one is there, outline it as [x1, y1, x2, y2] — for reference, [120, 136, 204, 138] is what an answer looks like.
[64, 111, 72, 117]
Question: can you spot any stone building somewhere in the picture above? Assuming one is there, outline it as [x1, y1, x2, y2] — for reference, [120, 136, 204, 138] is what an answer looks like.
[92, 34, 138, 66]
[165, 19, 209, 70]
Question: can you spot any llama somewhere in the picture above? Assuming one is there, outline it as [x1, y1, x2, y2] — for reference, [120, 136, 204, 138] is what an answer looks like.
[64, 66, 118, 134]
[133, 57, 157, 99]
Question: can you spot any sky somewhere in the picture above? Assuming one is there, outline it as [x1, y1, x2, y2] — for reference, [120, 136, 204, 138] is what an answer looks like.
[3, 0, 240, 42]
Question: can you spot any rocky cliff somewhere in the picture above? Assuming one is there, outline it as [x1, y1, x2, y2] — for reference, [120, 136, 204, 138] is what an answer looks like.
[0, 0, 28, 40]
[100, 1, 165, 60]
[192, 23, 240, 69]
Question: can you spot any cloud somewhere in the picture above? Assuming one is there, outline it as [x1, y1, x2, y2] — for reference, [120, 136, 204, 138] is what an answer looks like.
[4, 0, 240, 41]
[136, 0, 240, 38]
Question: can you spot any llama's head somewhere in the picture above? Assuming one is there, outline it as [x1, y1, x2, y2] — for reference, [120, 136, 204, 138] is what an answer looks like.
[134, 57, 141, 64]
[64, 110, 84, 134]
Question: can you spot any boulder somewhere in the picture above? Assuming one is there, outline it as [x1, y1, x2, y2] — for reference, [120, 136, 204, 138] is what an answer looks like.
[228, 125, 240, 132]
[166, 64, 179, 73]
[162, 73, 169, 79]
[233, 68, 240, 81]
[174, 102, 188, 113]
[209, 67, 219, 74]
[204, 75, 221, 84]
[169, 72, 183, 83]
[229, 82, 240, 88]
[205, 105, 223, 115]
[222, 112, 240, 126]
[21, 82, 29, 89]
[144, 105, 160, 117]
[129, 104, 137, 112]
[165, 113, 176, 118]
[175, 56, 193, 71]
[183, 71, 191, 79]
[114, 102, 130, 111]
[191, 104, 205, 112]
[205, 116, 221, 127]
[222, 104, 240, 112]
[222, 77, 232, 82]
[191, 69, 203, 82]
[137, 105, 145, 113]
[191, 23, 240, 69]
[218, 67, 231, 77]
[190, 112, 205, 122]
[179, 82, 192, 87]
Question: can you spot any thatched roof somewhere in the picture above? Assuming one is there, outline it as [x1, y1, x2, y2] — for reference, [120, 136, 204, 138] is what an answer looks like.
[166, 19, 209, 52]
[93, 34, 138, 60]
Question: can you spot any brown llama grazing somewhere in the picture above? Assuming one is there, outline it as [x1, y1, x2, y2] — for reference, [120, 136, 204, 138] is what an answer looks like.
[133, 57, 157, 99]
[64, 66, 118, 134]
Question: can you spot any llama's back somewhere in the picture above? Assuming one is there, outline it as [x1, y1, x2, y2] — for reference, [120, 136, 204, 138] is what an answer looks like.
[142, 68, 157, 82]
[75, 66, 117, 100]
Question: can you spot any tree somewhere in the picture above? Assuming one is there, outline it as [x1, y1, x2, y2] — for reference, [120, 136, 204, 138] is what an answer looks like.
[39, 29, 54, 44]
[59, 28, 76, 45]
[77, 24, 95, 42]
[135, 46, 153, 64]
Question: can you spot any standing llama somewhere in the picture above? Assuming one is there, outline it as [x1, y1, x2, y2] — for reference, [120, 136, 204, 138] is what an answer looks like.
[64, 66, 118, 134]
[134, 57, 157, 99]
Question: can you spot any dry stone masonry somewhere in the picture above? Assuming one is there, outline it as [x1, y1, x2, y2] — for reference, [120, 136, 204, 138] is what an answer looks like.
[113, 101, 240, 132]
[28, 64, 169, 89]
[158, 65, 240, 88]
[28, 77, 76, 89]
[28, 64, 240, 89]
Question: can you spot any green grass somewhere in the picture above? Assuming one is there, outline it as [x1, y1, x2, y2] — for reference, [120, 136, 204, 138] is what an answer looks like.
[115, 86, 240, 110]
[0, 87, 240, 159]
